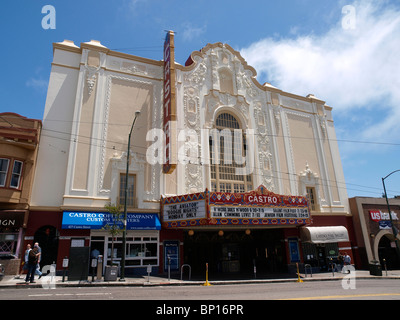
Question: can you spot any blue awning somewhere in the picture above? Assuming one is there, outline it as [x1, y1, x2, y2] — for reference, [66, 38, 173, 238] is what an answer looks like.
[62, 211, 161, 230]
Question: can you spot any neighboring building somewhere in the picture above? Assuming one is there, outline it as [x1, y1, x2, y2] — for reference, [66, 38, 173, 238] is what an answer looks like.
[0, 112, 42, 274]
[30, 33, 353, 277]
[30, 39, 162, 276]
[350, 197, 400, 270]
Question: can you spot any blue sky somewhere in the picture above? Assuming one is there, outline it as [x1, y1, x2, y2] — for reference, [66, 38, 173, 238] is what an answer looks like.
[1, 0, 400, 198]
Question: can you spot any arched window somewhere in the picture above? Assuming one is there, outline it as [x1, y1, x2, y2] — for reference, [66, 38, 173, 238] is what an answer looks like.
[209, 113, 253, 193]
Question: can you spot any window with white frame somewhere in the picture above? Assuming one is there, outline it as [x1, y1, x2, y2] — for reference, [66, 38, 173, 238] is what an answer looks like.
[306, 187, 317, 211]
[0, 158, 23, 189]
[10, 160, 23, 189]
[0, 158, 9, 187]
[106, 234, 159, 267]
[119, 174, 136, 207]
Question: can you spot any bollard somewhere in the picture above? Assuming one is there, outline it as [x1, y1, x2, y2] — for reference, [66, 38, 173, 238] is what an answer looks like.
[383, 259, 388, 276]
[296, 262, 303, 283]
[167, 255, 171, 282]
[147, 264, 152, 283]
[96, 255, 103, 281]
[91, 258, 97, 282]
[202, 262, 212, 286]
[62, 256, 69, 282]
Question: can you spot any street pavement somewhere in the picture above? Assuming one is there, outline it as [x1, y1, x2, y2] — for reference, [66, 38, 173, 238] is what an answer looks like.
[1, 268, 400, 289]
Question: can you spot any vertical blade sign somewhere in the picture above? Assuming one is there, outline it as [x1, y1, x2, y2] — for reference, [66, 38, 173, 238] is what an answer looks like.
[163, 31, 176, 174]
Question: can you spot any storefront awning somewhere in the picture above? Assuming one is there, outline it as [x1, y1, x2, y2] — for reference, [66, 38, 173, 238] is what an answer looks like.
[301, 226, 349, 244]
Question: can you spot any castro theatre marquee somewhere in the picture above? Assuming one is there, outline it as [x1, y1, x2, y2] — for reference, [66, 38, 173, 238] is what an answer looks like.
[162, 185, 310, 228]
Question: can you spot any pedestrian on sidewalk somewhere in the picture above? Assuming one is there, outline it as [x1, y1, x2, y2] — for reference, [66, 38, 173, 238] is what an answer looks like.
[343, 252, 352, 274]
[344, 252, 351, 266]
[34, 242, 43, 279]
[337, 252, 344, 271]
[25, 246, 40, 283]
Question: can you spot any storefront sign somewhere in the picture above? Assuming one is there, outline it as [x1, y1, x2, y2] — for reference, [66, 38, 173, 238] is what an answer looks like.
[379, 220, 392, 229]
[369, 210, 398, 222]
[62, 212, 161, 230]
[0, 211, 26, 229]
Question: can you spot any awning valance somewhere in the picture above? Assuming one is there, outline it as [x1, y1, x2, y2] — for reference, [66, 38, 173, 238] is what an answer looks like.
[301, 226, 349, 244]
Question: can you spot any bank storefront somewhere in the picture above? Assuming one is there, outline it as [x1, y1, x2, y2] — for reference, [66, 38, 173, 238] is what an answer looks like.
[61, 211, 161, 275]
[161, 185, 311, 276]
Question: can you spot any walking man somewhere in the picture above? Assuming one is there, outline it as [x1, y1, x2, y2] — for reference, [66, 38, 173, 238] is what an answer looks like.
[25, 246, 40, 283]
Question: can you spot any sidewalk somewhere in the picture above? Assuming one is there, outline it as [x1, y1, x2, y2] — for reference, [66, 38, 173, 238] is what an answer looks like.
[1, 270, 400, 289]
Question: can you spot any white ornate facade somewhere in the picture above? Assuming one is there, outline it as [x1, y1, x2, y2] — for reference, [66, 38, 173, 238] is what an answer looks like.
[174, 43, 348, 215]
[31, 40, 349, 216]
[27, 38, 351, 275]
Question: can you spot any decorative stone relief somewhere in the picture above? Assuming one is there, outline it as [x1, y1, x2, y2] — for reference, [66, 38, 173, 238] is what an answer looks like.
[318, 114, 327, 138]
[86, 66, 99, 96]
[184, 61, 207, 85]
[108, 59, 162, 79]
[299, 162, 322, 210]
[254, 101, 274, 191]
[183, 86, 203, 193]
[271, 104, 281, 132]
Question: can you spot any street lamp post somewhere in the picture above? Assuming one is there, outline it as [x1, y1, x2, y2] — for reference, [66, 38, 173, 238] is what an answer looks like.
[120, 110, 141, 281]
[382, 169, 400, 261]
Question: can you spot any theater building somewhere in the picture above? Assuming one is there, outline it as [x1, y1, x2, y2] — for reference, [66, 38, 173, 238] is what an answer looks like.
[160, 35, 353, 276]
[29, 33, 352, 277]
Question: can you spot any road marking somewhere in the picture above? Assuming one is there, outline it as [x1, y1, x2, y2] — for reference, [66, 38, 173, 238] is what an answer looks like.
[284, 293, 400, 300]
[75, 293, 112, 296]
[29, 292, 112, 297]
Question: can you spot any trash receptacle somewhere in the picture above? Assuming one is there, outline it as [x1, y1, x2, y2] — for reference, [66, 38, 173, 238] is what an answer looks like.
[369, 262, 382, 276]
[104, 265, 118, 281]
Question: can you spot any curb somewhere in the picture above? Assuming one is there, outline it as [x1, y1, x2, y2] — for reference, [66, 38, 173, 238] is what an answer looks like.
[1, 274, 399, 289]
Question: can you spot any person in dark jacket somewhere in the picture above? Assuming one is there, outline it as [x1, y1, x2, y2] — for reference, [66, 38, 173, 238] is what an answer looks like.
[25, 246, 40, 283]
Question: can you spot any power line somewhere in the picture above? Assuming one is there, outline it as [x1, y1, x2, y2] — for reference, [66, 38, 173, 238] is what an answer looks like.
[37, 129, 400, 197]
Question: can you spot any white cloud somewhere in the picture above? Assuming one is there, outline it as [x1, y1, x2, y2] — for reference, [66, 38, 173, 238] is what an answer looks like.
[26, 78, 48, 93]
[240, 0, 400, 142]
[182, 22, 206, 41]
